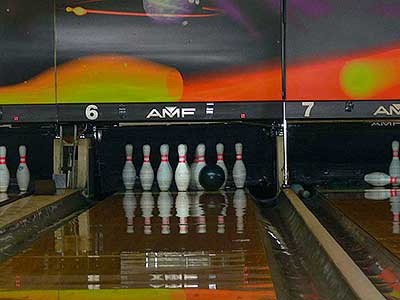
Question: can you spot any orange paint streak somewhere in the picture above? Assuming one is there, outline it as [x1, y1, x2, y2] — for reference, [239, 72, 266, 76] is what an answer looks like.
[181, 62, 282, 101]
[0, 67, 55, 104]
[56, 55, 183, 103]
[68, 6, 222, 18]
[287, 45, 400, 100]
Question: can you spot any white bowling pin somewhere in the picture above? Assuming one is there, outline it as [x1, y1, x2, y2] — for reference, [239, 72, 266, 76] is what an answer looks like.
[233, 143, 246, 189]
[140, 192, 154, 235]
[158, 192, 173, 234]
[291, 183, 310, 199]
[139, 145, 154, 191]
[391, 196, 400, 234]
[0, 146, 10, 193]
[364, 188, 399, 200]
[183, 145, 190, 169]
[189, 147, 198, 190]
[194, 144, 206, 190]
[176, 192, 190, 234]
[16, 145, 30, 192]
[364, 172, 398, 187]
[390, 141, 400, 184]
[190, 191, 206, 233]
[216, 143, 228, 189]
[157, 144, 173, 191]
[0, 193, 8, 203]
[122, 144, 136, 191]
[217, 193, 228, 234]
[175, 144, 190, 192]
[233, 189, 247, 234]
[123, 191, 136, 234]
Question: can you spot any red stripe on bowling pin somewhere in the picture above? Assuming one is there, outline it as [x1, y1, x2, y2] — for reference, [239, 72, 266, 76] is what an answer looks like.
[0, 157, 6, 165]
[394, 213, 400, 222]
[197, 155, 205, 163]
[217, 154, 223, 161]
[390, 189, 399, 197]
[161, 154, 169, 162]
[394, 150, 399, 158]
[143, 155, 150, 163]
[390, 177, 398, 185]
[20, 155, 26, 163]
[236, 154, 242, 160]
[179, 155, 186, 163]
[126, 156, 133, 162]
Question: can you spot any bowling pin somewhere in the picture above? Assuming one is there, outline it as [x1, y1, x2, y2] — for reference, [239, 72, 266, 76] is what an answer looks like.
[139, 145, 154, 191]
[0, 193, 8, 203]
[233, 143, 246, 189]
[391, 196, 400, 234]
[189, 147, 198, 190]
[157, 144, 173, 191]
[190, 191, 206, 233]
[233, 189, 247, 234]
[216, 143, 228, 189]
[291, 183, 310, 199]
[364, 172, 398, 187]
[194, 144, 206, 190]
[176, 192, 190, 234]
[158, 192, 173, 234]
[183, 145, 190, 169]
[140, 192, 154, 235]
[217, 193, 228, 234]
[175, 144, 190, 192]
[123, 191, 136, 234]
[390, 141, 400, 183]
[0, 146, 10, 193]
[364, 188, 399, 200]
[122, 144, 136, 191]
[16, 145, 30, 192]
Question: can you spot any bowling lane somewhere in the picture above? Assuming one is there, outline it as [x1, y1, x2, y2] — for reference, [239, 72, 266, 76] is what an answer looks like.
[305, 190, 400, 299]
[325, 190, 400, 258]
[0, 190, 276, 300]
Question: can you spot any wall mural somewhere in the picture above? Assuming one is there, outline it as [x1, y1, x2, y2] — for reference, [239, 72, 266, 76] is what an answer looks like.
[285, 0, 400, 100]
[0, 0, 281, 104]
[1, 0, 399, 105]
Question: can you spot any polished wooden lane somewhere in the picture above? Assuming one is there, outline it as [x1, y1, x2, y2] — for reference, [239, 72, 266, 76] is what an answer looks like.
[0, 189, 79, 229]
[326, 191, 400, 259]
[0, 190, 276, 300]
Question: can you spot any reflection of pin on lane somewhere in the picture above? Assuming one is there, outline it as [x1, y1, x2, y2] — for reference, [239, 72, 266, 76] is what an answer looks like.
[66, 6, 88, 16]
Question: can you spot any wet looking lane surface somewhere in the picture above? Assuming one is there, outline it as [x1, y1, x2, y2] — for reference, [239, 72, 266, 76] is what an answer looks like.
[327, 191, 400, 259]
[0, 190, 276, 300]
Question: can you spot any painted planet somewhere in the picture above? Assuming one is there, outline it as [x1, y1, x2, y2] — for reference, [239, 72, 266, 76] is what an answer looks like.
[143, 0, 194, 23]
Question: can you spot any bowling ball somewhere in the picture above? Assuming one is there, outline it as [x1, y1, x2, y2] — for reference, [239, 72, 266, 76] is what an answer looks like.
[199, 165, 225, 191]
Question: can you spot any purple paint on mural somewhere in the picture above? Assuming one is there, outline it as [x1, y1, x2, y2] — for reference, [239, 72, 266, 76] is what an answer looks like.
[215, 0, 260, 38]
[373, 4, 400, 17]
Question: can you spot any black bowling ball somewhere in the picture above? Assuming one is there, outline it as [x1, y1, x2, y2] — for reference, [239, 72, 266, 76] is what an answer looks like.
[199, 165, 225, 191]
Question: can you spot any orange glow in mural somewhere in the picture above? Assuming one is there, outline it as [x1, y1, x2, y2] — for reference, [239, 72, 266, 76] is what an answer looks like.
[56, 55, 184, 103]
[2, 46, 400, 104]
[287, 45, 400, 100]
[0, 70, 55, 105]
[181, 63, 282, 101]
